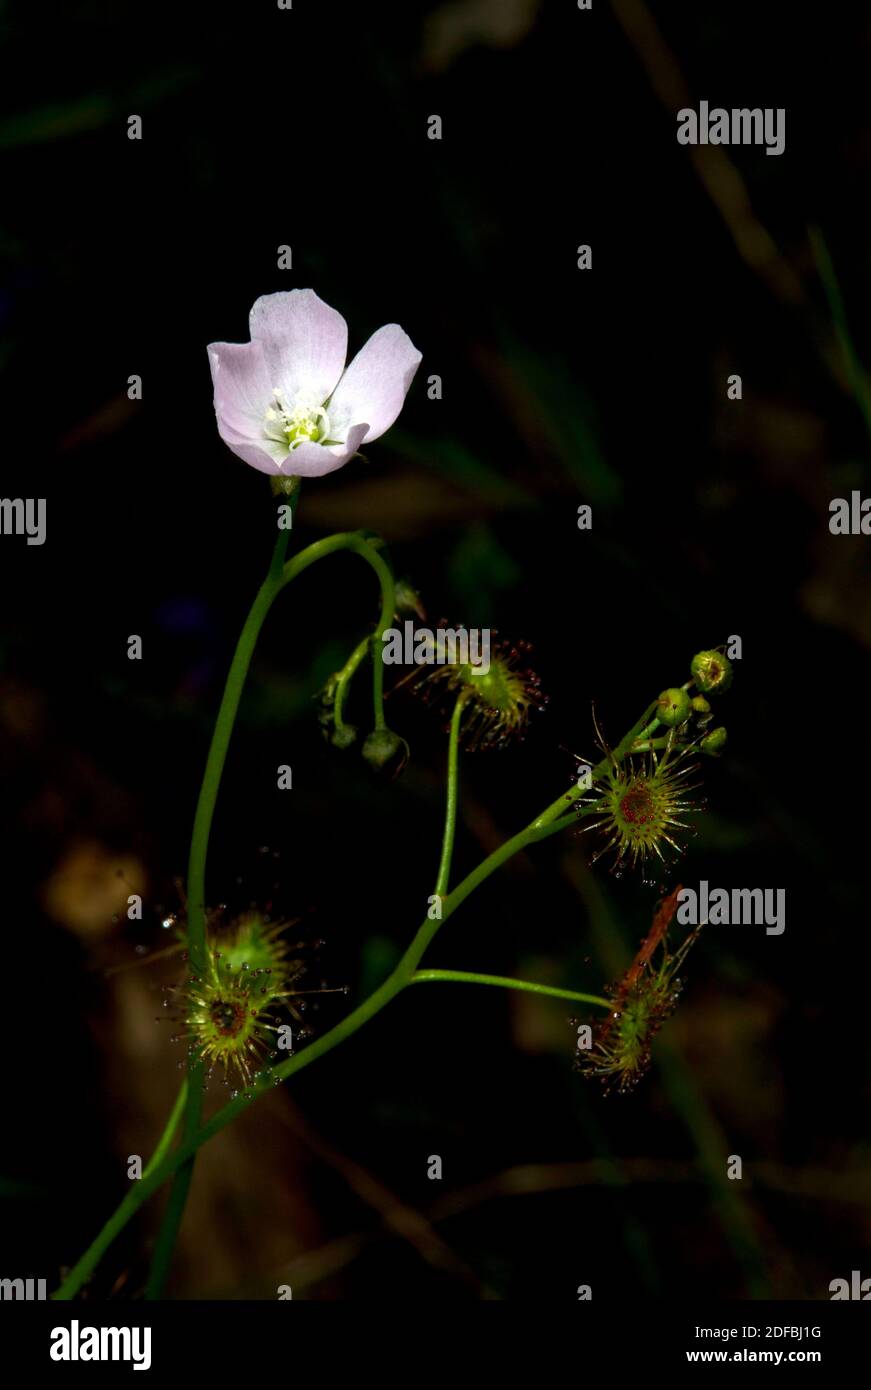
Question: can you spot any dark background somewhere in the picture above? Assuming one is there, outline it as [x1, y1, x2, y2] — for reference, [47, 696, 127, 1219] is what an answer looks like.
[1, 0, 869, 1299]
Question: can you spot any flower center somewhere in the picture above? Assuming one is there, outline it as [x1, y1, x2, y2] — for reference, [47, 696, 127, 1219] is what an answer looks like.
[264, 388, 330, 451]
[619, 784, 656, 826]
[210, 996, 247, 1036]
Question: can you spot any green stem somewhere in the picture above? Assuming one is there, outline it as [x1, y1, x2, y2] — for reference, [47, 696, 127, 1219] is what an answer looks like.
[633, 716, 662, 744]
[143, 1073, 201, 1300]
[529, 699, 657, 836]
[434, 691, 468, 897]
[147, 526, 293, 1298]
[185, 526, 292, 973]
[54, 810, 609, 1299]
[371, 630, 387, 729]
[290, 535, 393, 732]
[53, 1081, 187, 1302]
[143, 1081, 188, 1181]
[412, 970, 610, 1009]
[541, 809, 600, 837]
[144, 525, 394, 1300]
[53, 697, 656, 1299]
[333, 636, 369, 736]
[303, 535, 394, 733]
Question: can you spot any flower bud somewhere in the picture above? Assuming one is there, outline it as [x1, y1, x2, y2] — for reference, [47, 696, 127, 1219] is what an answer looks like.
[656, 687, 691, 727]
[315, 676, 358, 750]
[690, 650, 733, 694]
[331, 723, 358, 750]
[361, 727, 410, 778]
[700, 726, 727, 757]
[394, 578, 426, 621]
[691, 695, 711, 715]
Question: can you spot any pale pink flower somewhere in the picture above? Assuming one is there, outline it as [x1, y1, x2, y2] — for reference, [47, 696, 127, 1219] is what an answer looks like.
[208, 289, 421, 478]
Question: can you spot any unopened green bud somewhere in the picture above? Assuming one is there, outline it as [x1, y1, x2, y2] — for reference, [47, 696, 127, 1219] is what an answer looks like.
[656, 687, 691, 727]
[691, 650, 733, 694]
[394, 578, 426, 621]
[700, 726, 728, 756]
[691, 695, 711, 715]
[362, 727, 410, 779]
[331, 723, 358, 750]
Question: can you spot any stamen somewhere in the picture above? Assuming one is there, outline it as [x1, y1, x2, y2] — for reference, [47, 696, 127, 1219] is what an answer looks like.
[263, 389, 331, 454]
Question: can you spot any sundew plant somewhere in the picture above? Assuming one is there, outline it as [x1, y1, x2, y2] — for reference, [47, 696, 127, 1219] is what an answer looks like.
[6, 0, 871, 1330]
[53, 290, 736, 1300]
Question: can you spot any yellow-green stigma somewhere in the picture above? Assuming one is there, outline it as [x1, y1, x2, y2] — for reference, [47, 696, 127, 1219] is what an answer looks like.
[263, 387, 329, 452]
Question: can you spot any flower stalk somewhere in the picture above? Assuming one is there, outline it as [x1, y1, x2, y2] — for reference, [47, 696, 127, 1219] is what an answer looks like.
[434, 690, 469, 897]
[144, 520, 394, 1298]
[412, 970, 610, 1009]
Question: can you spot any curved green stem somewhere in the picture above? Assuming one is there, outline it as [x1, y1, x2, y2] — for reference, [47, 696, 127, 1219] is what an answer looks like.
[412, 970, 610, 1009]
[286, 533, 394, 732]
[434, 691, 468, 897]
[182, 528, 393, 972]
[333, 636, 369, 737]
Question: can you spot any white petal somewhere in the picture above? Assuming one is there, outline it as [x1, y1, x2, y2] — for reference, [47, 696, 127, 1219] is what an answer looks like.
[249, 289, 347, 403]
[277, 422, 369, 479]
[208, 340, 272, 439]
[327, 323, 421, 444]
